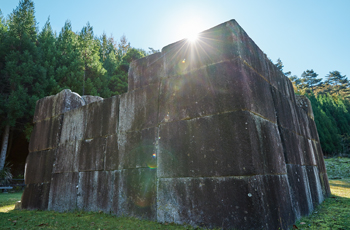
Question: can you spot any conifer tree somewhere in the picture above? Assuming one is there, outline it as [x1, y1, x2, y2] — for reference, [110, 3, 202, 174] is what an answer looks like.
[55, 20, 84, 94]
[0, 0, 49, 169]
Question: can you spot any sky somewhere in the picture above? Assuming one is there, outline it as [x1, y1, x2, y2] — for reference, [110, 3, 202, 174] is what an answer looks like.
[1, 0, 349, 80]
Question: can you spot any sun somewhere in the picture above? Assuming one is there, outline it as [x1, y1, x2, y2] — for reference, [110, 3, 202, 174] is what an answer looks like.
[178, 17, 202, 42]
[187, 32, 198, 42]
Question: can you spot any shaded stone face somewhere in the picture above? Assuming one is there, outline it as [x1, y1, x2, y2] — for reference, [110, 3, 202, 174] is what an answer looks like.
[23, 19, 330, 229]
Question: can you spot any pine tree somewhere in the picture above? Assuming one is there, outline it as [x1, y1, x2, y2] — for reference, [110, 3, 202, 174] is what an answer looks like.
[300, 69, 322, 92]
[325, 71, 349, 96]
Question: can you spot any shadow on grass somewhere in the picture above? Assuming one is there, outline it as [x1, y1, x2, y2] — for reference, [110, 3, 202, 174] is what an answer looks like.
[293, 179, 350, 229]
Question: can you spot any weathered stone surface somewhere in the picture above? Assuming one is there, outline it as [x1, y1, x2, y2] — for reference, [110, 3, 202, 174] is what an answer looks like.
[158, 174, 295, 230]
[128, 52, 164, 91]
[306, 166, 324, 206]
[119, 84, 159, 132]
[53, 141, 80, 173]
[29, 115, 62, 152]
[267, 60, 296, 102]
[319, 172, 331, 197]
[23, 19, 331, 230]
[85, 96, 119, 139]
[296, 95, 314, 119]
[60, 106, 86, 143]
[279, 127, 305, 165]
[77, 171, 113, 213]
[48, 172, 79, 211]
[79, 137, 106, 172]
[105, 134, 119, 171]
[271, 87, 301, 134]
[33, 89, 85, 122]
[118, 168, 157, 220]
[162, 20, 270, 81]
[82, 95, 103, 104]
[21, 183, 51, 210]
[158, 111, 285, 178]
[159, 58, 277, 124]
[118, 127, 157, 169]
[286, 164, 313, 217]
[25, 149, 55, 184]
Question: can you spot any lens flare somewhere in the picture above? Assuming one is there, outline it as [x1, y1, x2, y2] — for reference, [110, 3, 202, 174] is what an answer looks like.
[187, 32, 198, 42]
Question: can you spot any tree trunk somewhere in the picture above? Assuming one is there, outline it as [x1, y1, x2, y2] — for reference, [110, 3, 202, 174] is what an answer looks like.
[0, 125, 10, 170]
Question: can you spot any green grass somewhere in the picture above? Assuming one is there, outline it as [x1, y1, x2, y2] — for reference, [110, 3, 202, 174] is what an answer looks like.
[1, 158, 350, 229]
[0, 192, 198, 229]
[0, 192, 22, 213]
[324, 157, 350, 179]
[292, 157, 350, 229]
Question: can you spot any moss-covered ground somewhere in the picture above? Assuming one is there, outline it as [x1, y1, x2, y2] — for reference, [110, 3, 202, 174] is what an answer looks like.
[1, 157, 349, 229]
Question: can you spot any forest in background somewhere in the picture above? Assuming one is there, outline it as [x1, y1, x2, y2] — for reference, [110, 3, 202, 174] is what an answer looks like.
[0, 0, 160, 172]
[0, 0, 349, 174]
[276, 59, 350, 156]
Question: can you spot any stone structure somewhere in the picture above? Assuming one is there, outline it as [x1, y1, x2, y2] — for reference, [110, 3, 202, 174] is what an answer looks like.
[22, 20, 330, 229]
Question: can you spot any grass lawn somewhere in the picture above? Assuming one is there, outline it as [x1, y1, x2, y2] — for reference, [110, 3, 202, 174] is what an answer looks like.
[1, 158, 349, 229]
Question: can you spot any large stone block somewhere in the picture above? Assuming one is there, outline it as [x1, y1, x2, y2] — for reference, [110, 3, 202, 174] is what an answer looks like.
[60, 106, 86, 144]
[85, 96, 119, 139]
[77, 171, 114, 213]
[48, 172, 79, 211]
[33, 89, 85, 123]
[157, 174, 295, 230]
[118, 168, 157, 220]
[279, 127, 305, 165]
[319, 172, 331, 197]
[21, 183, 51, 210]
[271, 87, 301, 134]
[306, 166, 324, 206]
[157, 110, 285, 178]
[312, 141, 327, 174]
[25, 149, 55, 184]
[297, 108, 313, 140]
[119, 84, 159, 132]
[266, 60, 296, 102]
[105, 134, 119, 171]
[53, 140, 81, 173]
[296, 95, 314, 120]
[118, 127, 157, 169]
[159, 58, 276, 124]
[162, 20, 271, 81]
[79, 137, 106, 172]
[128, 52, 164, 91]
[29, 115, 63, 152]
[286, 164, 313, 217]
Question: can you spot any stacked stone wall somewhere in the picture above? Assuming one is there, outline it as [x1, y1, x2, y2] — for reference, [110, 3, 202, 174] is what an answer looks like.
[22, 19, 330, 229]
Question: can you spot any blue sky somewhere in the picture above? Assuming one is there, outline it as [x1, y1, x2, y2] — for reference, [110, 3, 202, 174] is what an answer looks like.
[1, 0, 349, 80]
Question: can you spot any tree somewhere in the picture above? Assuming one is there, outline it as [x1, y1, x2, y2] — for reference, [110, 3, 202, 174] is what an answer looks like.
[55, 20, 84, 94]
[275, 58, 291, 77]
[325, 71, 349, 96]
[78, 23, 107, 97]
[0, 0, 49, 170]
[300, 69, 322, 92]
[37, 17, 58, 95]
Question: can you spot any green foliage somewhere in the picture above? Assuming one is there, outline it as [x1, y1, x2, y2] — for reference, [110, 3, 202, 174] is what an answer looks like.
[0, 162, 13, 184]
[324, 157, 350, 179]
[276, 59, 350, 156]
[308, 93, 350, 156]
